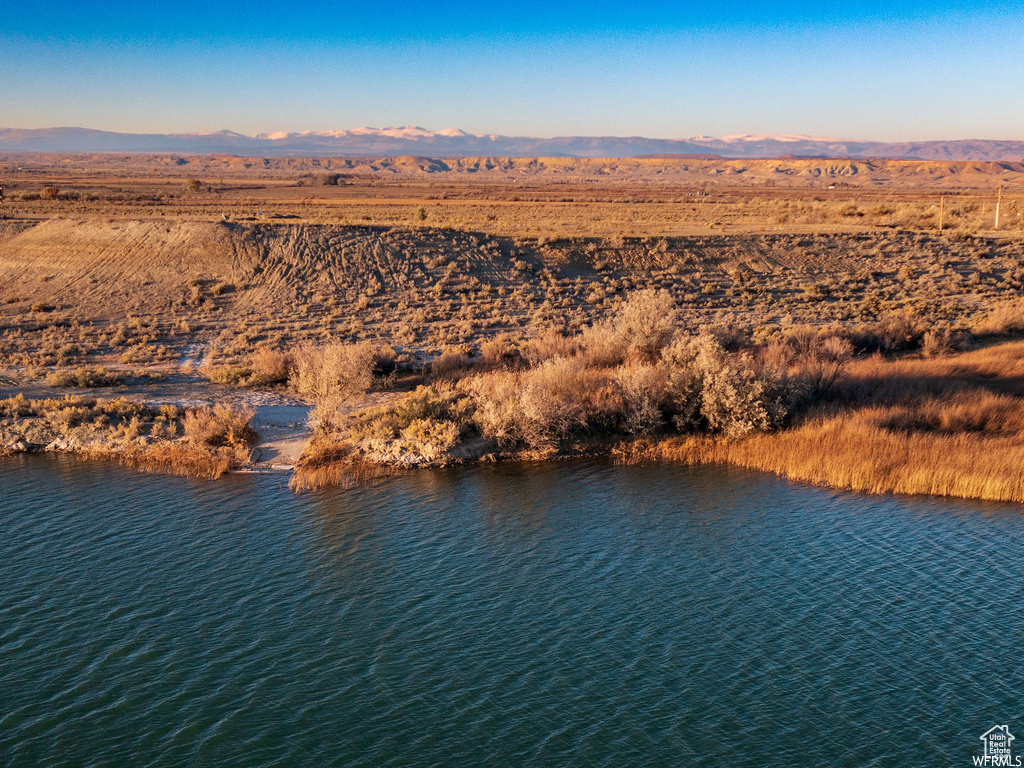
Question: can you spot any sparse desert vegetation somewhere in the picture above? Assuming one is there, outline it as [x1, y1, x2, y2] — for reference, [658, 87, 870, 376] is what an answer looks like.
[0, 394, 256, 477]
[2, 154, 1023, 499]
[290, 291, 1024, 500]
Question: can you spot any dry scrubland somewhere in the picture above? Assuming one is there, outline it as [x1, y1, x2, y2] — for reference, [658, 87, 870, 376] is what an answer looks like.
[2, 154, 1024, 499]
[0, 394, 256, 477]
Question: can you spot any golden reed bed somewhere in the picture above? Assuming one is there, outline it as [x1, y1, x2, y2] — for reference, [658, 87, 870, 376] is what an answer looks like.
[619, 342, 1024, 503]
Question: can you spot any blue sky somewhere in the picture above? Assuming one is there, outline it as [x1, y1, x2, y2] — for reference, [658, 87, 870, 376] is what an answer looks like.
[2, 1, 1023, 140]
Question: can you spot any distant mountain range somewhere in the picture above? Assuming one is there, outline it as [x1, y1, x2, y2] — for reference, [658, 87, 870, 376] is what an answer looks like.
[1, 126, 1023, 161]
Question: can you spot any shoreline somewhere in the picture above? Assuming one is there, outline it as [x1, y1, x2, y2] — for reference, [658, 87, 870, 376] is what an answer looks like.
[5, 334, 1024, 505]
[7, 424, 1024, 506]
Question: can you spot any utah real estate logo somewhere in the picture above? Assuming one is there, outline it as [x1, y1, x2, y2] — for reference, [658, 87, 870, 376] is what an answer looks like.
[976, 726, 1020, 766]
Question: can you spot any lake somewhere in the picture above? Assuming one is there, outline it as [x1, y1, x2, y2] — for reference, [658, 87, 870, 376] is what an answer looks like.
[1, 456, 1022, 767]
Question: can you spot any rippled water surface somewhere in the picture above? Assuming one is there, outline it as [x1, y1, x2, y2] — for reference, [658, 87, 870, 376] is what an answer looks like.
[2, 456, 1023, 767]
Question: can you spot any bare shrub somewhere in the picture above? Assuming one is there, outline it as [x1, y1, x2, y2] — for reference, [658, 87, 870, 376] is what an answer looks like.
[249, 347, 292, 385]
[856, 311, 926, 352]
[206, 365, 249, 386]
[579, 321, 627, 367]
[578, 288, 678, 366]
[465, 372, 523, 447]
[429, 348, 475, 379]
[399, 418, 459, 452]
[921, 328, 957, 358]
[518, 357, 590, 448]
[469, 357, 589, 449]
[45, 366, 124, 388]
[613, 365, 666, 435]
[292, 342, 376, 426]
[521, 331, 577, 365]
[480, 334, 521, 369]
[119, 344, 170, 364]
[372, 345, 398, 375]
[183, 405, 257, 450]
[791, 333, 853, 394]
[973, 301, 1024, 337]
[338, 384, 474, 465]
[615, 288, 678, 360]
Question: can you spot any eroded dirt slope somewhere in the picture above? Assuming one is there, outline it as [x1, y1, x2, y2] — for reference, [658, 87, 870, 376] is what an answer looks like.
[2, 218, 1022, 330]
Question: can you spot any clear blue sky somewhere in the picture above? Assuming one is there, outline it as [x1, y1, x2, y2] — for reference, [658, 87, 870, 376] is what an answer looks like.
[2, 1, 1023, 140]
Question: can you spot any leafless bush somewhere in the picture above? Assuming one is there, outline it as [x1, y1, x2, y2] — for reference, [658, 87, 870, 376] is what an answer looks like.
[856, 311, 926, 352]
[579, 321, 627, 367]
[465, 372, 523, 447]
[521, 331, 578, 365]
[613, 365, 666, 435]
[372, 345, 398, 375]
[922, 328, 956, 358]
[480, 334, 521, 369]
[579, 288, 678, 365]
[292, 342, 376, 426]
[249, 347, 293, 385]
[429, 348, 475, 379]
[183, 405, 257, 450]
[45, 366, 125, 388]
[973, 301, 1024, 337]
[790, 333, 853, 394]
[615, 288, 678, 360]
[469, 356, 589, 449]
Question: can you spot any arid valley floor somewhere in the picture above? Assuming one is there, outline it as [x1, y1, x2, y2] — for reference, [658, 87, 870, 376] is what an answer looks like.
[2, 153, 1024, 499]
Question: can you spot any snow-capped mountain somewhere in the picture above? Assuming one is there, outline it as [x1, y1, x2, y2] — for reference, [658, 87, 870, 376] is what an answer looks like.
[0, 126, 1022, 161]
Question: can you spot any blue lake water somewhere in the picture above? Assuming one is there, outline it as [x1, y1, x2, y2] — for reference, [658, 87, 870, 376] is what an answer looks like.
[1, 456, 1022, 767]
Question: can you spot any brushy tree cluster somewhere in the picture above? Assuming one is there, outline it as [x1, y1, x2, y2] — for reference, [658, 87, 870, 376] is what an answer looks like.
[306, 290, 853, 467]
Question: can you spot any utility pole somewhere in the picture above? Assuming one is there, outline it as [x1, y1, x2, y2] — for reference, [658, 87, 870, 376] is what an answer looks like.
[995, 186, 1003, 230]
[939, 196, 944, 233]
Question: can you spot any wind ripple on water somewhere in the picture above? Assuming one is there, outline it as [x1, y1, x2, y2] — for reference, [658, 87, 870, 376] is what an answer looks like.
[1, 456, 1023, 767]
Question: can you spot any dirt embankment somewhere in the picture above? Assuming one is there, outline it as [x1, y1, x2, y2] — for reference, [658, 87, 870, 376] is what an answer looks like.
[0, 219, 538, 315]
[3, 218, 1018, 322]
[0, 218, 243, 314]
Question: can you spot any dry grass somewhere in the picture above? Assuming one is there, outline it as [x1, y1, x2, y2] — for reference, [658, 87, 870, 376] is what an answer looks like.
[618, 341, 1024, 502]
[6, 153, 1024, 239]
[289, 440, 392, 492]
[291, 291, 814, 486]
[101, 443, 239, 480]
[4, 157, 1024, 498]
[625, 411, 1024, 503]
[292, 330, 1024, 502]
